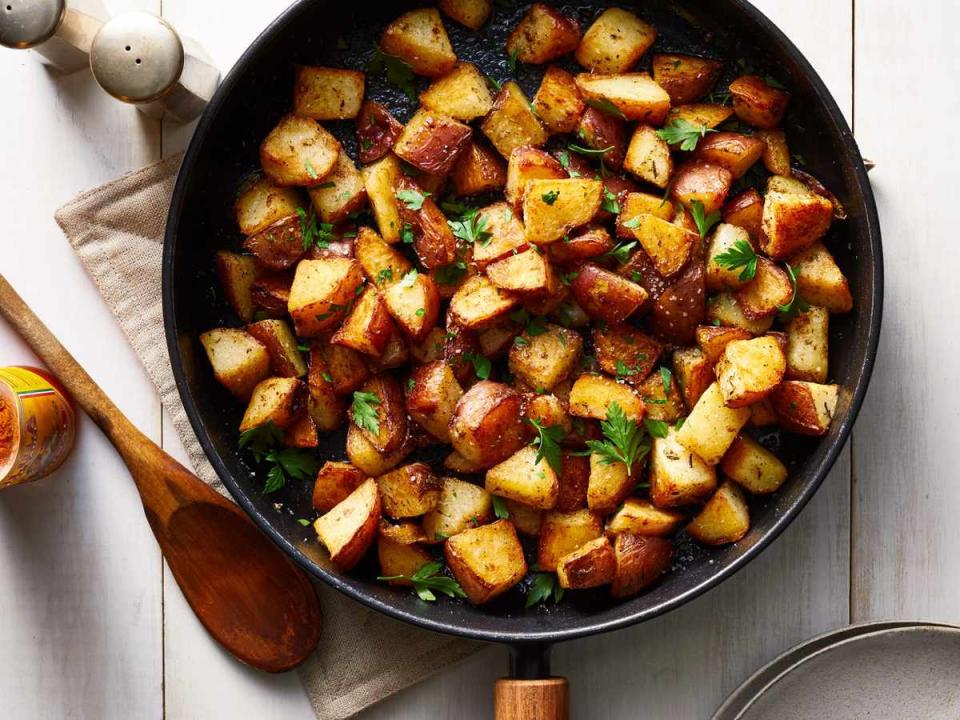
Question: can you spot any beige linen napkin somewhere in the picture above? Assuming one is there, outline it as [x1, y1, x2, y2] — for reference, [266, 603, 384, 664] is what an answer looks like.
[54, 155, 482, 720]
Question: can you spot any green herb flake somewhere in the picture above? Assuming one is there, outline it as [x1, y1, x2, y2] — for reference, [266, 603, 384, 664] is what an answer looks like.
[492, 495, 510, 520]
[583, 402, 650, 472]
[602, 188, 621, 215]
[351, 391, 382, 435]
[529, 418, 564, 474]
[643, 418, 670, 439]
[396, 188, 431, 210]
[399, 268, 419, 288]
[604, 240, 637, 265]
[367, 47, 417, 102]
[305, 160, 319, 180]
[568, 143, 614, 158]
[377, 267, 394, 284]
[377, 561, 467, 602]
[448, 208, 492, 245]
[239, 421, 320, 494]
[656, 119, 716, 152]
[777, 262, 810, 317]
[541, 189, 560, 205]
[525, 572, 564, 607]
[464, 352, 492, 380]
[297, 518, 312, 527]
[660, 366, 673, 398]
[321, 372, 333, 383]
[714, 238, 759, 281]
[584, 97, 627, 120]
[689, 199, 722, 239]
[401, 223, 415, 244]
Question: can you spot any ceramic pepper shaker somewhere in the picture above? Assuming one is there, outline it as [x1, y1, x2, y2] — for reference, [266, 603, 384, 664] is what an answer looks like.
[0, 0, 107, 73]
[89, 11, 219, 123]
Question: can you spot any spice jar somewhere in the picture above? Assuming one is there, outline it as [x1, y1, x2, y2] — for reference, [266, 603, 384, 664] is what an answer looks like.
[0, 366, 76, 489]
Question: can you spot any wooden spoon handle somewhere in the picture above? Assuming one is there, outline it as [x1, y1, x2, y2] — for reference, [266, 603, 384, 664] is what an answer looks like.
[494, 678, 569, 720]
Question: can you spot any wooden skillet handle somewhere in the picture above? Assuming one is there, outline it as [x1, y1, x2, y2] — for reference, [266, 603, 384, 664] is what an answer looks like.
[494, 678, 569, 720]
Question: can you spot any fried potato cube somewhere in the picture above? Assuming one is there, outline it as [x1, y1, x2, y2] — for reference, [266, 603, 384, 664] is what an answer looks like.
[548, 226, 613, 264]
[627, 214, 698, 278]
[606, 498, 685, 537]
[587, 454, 633, 513]
[722, 189, 764, 241]
[361, 155, 404, 244]
[761, 175, 834, 259]
[611, 533, 674, 598]
[449, 275, 518, 329]
[706, 223, 754, 291]
[570, 263, 648, 324]
[245, 319, 307, 378]
[307, 152, 367, 223]
[789, 242, 853, 313]
[503, 499, 543, 536]
[785, 306, 829, 382]
[406, 361, 463, 442]
[420, 62, 494, 121]
[696, 325, 753, 364]
[383, 270, 441, 343]
[311, 342, 368, 397]
[438, 0, 491, 30]
[623, 124, 672, 189]
[650, 427, 717, 506]
[651, 53, 723, 104]
[200, 328, 270, 400]
[482, 82, 549, 159]
[486, 445, 559, 510]
[377, 536, 433, 585]
[289, 256, 365, 336]
[486, 247, 558, 296]
[449, 380, 527, 466]
[395, 180, 459, 271]
[671, 161, 733, 215]
[692, 132, 765, 179]
[648, 257, 707, 346]
[293, 66, 365, 121]
[748, 397, 778, 428]
[756, 128, 791, 176]
[672, 347, 714, 410]
[574, 73, 671, 124]
[506, 3, 580, 64]
[306, 350, 348, 431]
[345, 423, 411, 476]
[355, 100, 403, 164]
[676, 381, 751, 464]
[379, 519, 429, 545]
[577, 8, 656, 73]
[524, 393, 572, 434]
[637, 372, 684, 422]
[729, 75, 790, 129]
[376, 463, 442, 518]
[687, 480, 750, 545]
[235, 176, 303, 236]
[593, 324, 661, 385]
[734, 258, 793, 319]
[715, 336, 786, 408]
[423, 477, 493, 541]
[445, 520, 527, 604]
[380, 8, 456, 78]
[331, 286, 394, 356]
[505, 146, 567, 213]
[576, 107, 627, 170]
[769, 380, 839, 436]
[351, 374, 408, 454]
[707, 292, 774, 335]
[666, 103, 735, 129]
[617, 193, 673, 238]
[451, 140, 507, 197]
[393, 109, 473, 176]
[721, 435, 788, 495]
[239, 377, 304, 432]
[285, 405, 323, 451]
[313, 461, 366, 512]
[355, 226, 413, 289]
[314, 478, 380, 571]
[509, 323, 583, 392]
[472, 202, 526, 268]
[215, 251, 258, 323]
[554, 452, 590, 511]
[569, 373, 645, 422]
[260, 114, 340, 187]
[533, 65, 585, 134]
[557, 536, 616, 589]
[241, 214, 305, 270]
[538, 508, 603, 571]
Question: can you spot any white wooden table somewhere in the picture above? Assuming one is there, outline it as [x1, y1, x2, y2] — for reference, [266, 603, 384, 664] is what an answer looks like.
[0, 0, 946, 717]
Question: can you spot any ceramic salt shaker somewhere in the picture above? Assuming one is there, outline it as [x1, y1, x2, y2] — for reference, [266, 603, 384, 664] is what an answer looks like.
[89, 11, 219, 123]
[0, 0, 107, 73]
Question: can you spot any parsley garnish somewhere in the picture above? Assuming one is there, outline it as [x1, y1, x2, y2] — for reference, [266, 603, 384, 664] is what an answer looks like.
[584, 97, 627, 120]
[296, 207, 335, 250]
[529, 419, 564, 474]
[714, 238, 758, 281]
[304, 160, 319, 180]
[367, 47, 417, 102]
[507, 48, 520, 74]
[660, 367, 672, 398]
[656, 119, 716, 151]
[397, 188, 430, 210]
[568, 143, 614, 158]
[556, 150, 580, 178]
[559, 271, 578, 286]
[398, 268, 419, 288]
[434, 260, 468, 285]
[525, 572, 564, 607]
[615, 360, 638, 378]
[689, 200, 722, 239]
[401, 223, 415, 244]
[622, 215, 642, 229]
[464, 352, 492, 380]
[377, 267, 394, 284]
[584, 402, 649, 472]
[448, 208, 492, 245]
[238, 422, 320, 494]
[602, 188, 621, 214]
[509, 309, 548, 336]
[643, 418, 670, 438]
[777, 262, 810, 317]
[492, 495, 510, 519]
[541, 190, 560, 205]
[351, 391, 381, 435]
[378, 561, 467, 602]
[604, 240, 637, 265]
[321, 372, 333, 383]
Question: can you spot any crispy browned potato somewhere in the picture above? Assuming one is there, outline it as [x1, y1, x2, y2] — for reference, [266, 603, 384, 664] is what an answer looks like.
[505, 323, 581, 391]
[638, 372, 684, 421]
[651, 54, 722, 104]
[770, 380, 839, 436]
[524, 392, 572, 432]
[687, 480, 750, 545]
[382, 270, 441, 342]
[305, 346, 348, 430]
[380, 8, 457, 77]
[355, 101, 403, 164]
[393, 110, 473, 176]
[692, 132, 765, 179]
[627, 214, 698, 278]
[548, 226, 612, 264]
[672, 347, 714, 410]
[729, 75, 790, 129]
[307, 152, 367, 223]
[552, 452, 589, 511]
[468, 205, 522, 270]
[696, 325, 752, 364]
[575, 73, 671, 124]
[200, 328, 271, 400]
[557, 536, 616, 589]
[445, 520, 527, 604]
[486, 247, 558, 296]
[246, 319, 307, 378]
[423, 477, 493, 541]
[671, 162, 733, 215]
[345, 423, 411, 476]
[676, 381, 751, 464]
[293, 66, 365, 120]
[533, 65, 585, 134]
[241, 214, 305, 270]
[606, 498, 685, 537]
[350, 374, 408, 454]
[379, 519, 429, 545]
[570, 263, 648, 324]
[215, 251, 258, 322]
[715, 336, 786, 407]
[735, 258, 793, 319]
[623, 124, 672, 188]
[239, 377, 304, 432]
[706, 292, 774, 335]
[331, 286, 394, 356]
[438, 0, 491, 30]
[569, 373, 645, 422]
[592, 324, 661, 385]
[419, 62, 493, 121]
[378, 535, 433, 585]
[650, 427, 717, 506]
[449, 275, 518, 329]
[523, 178, 604, 245]
[314, 478, 380, 571]
[486, 445, 559, 509]
[260, 114, 340, 187]
[406, 361, 463, 442]
[756, 128, 791, 176]
[451, 140, 507, 197]
[395, 178, 459, 270]
[576, 107, 627, 169]
[311, 342, 368, 397]
[648, 254, 706, 345]
[761, 176, 834, 259]
[577, 8, 656, 73]
[313, 461, 366, 513]
[706, 223, 754, 291]
[482, 82, 549, 159]
[376, 463, 441, 518]
[587, 453, 634, 513]
[355, 226, 412, 289]
[789, 242, 853, 313]
[617, 193, 674, 238]
[501, 499, 541, 536]
[538, 508, 603, 571]
[785, 306, 829, 382]
[666, 103, 734, 129]
[505, 146, 567, 213]
[235, 176, 303, 236]
[720, 435, 788, 495]
[449, 380, 527, 466]
[611, 533, 673, 598]
[361, 155, 403, 244]
[722, 189, 764, 242]
[506, 3, 580, 64]
[286, 407, 318, 451]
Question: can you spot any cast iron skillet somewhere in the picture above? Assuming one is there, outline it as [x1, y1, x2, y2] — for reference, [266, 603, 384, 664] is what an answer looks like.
[162, 0, 882, 710]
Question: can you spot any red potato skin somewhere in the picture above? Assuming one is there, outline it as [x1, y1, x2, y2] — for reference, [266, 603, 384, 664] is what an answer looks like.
[251, 269, 293, 317]
[611, 533, 674, 598]
[598, 174, 639, 224]
[555, 452, 590, 512]
[651, 54, 723, 105]
[242, 214, 305, 270]
[451, 140, 507, 197]
[722, 189, 764, 244]
[647, 248, 706, 346]
[691, 132, 766, 179]
[395, 178, 459, 270]
[351, 374, 408, 454]
[312, 462, 366, 513]
[570, 263, 648, 325]
[618, 246, 671, 312]
[331, 489, 382, 572]
[593, 324, 662, 384]
[769, 381, 834, 436]
[548, 226, 613, 264]
[559, 538, 617, 589]
[729, 75, 791, 129]
[355, 101, 404, 164]
[576, 107, 627, 170]
[395, 114, 474, 175]
[444, 316, 483, 385]
[448, 381, 528, 466]
[671, 162, 734, 215]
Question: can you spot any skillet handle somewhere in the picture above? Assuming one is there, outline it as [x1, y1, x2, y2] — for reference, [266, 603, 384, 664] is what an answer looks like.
[494, 645, 568, 720]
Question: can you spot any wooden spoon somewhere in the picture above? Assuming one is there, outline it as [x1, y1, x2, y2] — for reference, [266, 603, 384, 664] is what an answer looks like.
[0, 276, 321, 672]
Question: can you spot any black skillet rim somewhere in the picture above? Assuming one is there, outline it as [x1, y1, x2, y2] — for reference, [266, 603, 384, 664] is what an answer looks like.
[162, 0, 883, 645]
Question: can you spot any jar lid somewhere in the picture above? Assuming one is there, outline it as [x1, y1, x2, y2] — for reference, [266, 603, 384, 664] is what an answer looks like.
[90, 12, 183, 103]
[0, 0, 65, 49]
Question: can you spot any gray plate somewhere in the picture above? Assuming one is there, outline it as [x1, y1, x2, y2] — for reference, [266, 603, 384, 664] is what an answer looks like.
[714, 622, 960, 719]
